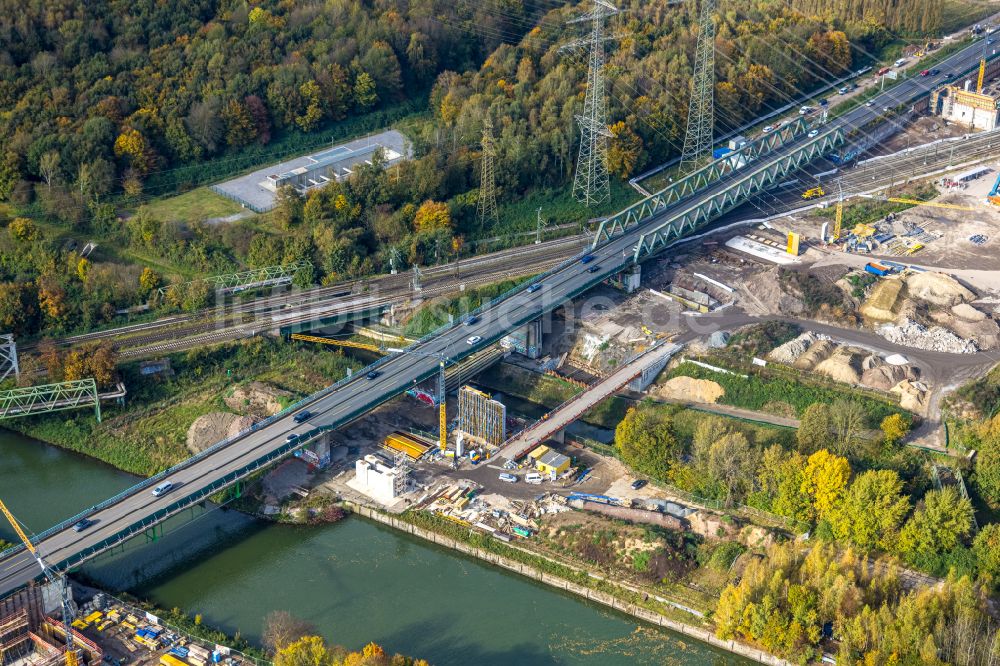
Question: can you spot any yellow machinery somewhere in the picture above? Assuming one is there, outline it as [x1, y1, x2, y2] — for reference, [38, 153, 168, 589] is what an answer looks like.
[883, 197, 976, 211]
[289, 333, 383, 353]
[802, 186, 825, 200]
[978, 37, 988, 93]
[0, 499, 79, 666]
[832, 191, 844, 241]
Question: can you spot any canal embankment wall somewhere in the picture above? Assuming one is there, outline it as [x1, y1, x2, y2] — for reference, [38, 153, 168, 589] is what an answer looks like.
[346, 502, 793, 666]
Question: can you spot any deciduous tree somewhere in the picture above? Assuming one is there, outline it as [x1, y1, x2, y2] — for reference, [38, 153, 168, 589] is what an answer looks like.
[827, 470, 909, 550]
[800, 449, 850, 519]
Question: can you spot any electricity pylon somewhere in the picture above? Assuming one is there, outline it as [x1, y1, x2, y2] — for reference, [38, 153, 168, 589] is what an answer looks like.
[565, 0, 618, 207]
[477, 117, 498, 224]
[679, 0, 717, 174]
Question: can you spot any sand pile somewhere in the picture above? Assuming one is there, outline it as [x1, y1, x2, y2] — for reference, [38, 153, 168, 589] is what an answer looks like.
[653, 376, 725, 403]
[952, 303, 986, 322]
[862, 363, 918, 391]
[905, 272, 974, 307]
[815, 350, 861, 384]
[793, 340, 834, 370]
[890, 380, 929, 413]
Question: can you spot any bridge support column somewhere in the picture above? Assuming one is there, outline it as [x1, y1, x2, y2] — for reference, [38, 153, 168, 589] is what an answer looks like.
[144, 523, 163, 543]
[620, 264, 641, 293]
[500, 319, 542, 359]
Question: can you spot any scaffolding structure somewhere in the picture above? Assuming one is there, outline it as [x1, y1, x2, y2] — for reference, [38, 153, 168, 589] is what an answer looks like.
[392, 450, 410, 497]
[0, 336, 18, 383]
[456, 386, 506, 446]
[0, 610, 31, 665]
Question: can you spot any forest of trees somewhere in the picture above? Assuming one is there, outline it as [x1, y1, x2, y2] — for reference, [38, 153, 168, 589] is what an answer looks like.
[0, 0, 945, 341]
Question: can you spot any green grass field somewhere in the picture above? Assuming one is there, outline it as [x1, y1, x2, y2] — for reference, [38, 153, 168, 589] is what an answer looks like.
[141, 188, 245, 223]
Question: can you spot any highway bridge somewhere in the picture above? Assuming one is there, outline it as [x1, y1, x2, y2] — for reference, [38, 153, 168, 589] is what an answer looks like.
[0, 39, 992, 597]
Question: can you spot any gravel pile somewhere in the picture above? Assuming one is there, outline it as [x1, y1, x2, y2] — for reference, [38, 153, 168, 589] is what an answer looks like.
[768, 333, 816, 364]
[878, 318, 979, 354]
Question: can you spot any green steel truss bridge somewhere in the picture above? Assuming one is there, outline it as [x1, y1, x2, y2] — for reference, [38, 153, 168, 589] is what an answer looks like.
[0, 39, 991, 598]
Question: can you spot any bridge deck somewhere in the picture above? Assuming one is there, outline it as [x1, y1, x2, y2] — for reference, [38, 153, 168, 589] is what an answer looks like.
[497, 342, 681, 461]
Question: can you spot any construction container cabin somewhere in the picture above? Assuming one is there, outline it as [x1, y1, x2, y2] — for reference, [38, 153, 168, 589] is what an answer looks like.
[527, 445, 571, 478]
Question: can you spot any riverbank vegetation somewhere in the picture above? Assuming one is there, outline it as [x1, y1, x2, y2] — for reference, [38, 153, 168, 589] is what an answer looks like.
[715, 542, 1000, 663]
[5, 337, 357, 476]
[612, 400, 1000, 581]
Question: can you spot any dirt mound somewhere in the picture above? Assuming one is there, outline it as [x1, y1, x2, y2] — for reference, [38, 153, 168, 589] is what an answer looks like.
[793, 340, 834, 370]
[653, 376, 724, 403]
[768, 332, 816, 364]
[224, 381, 292, 417]
[860, 278, 904, 322]
[815, 350, 860, 384]
[952, 303, 986, 322]
[861, 363, 918, 391]
[890, 380, 929, 413]
[905, 272, 974, 307]
[942, 315, 1000, 351]
[738, 266, 805, 316]
[187, 412, 256, 453]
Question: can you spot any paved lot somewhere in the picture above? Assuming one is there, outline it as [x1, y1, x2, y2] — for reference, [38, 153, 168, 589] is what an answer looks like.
[212, 129, 409, 211]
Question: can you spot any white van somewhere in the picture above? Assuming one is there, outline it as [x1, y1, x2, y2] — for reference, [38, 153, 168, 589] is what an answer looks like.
[525, 472, 543, 485]
[151, 481, 174, 497]
[894, 58, 907, 67]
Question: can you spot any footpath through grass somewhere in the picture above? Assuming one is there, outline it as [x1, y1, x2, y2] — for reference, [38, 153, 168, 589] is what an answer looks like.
[667, 358, 908, 427]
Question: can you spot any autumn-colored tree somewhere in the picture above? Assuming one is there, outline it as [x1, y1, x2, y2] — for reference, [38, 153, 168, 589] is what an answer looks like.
[62, 349, 88, 381]
[800, 449, 851, 519]
[606, 121, 644, 179]
[8, 217, 37, 242]
[880, 413, 909, 446]
[221, 99, 257, 147]
[973, 414, 1000, 507]
[353, 72, 378, 111]
[295, 81, 324, 132]
[973, 523, 1000, 589]
[38, 151, 60, 188]
[138, 267, 162, 297]
[274, 636, 329, 666]
[413, 200, 450, 232]
[37, 278, 69, 326]
[86, 342, 118, 388]
[114, 129, 147, 168]
[77, 257, 91, 283]
[36, 339, 63, 381]
[0, 282, 36, 336]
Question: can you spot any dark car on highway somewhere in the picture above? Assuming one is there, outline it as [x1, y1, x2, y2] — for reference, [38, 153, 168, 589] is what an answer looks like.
[73, 518, 95, 532]
[293, 410, 313, 423]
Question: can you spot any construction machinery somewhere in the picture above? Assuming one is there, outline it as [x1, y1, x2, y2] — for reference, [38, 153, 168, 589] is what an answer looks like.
[832, 185, 845, 241]
[882, 197, 976, 211]
[0, 498, 79, 666]
[802, 186, 825, 200]
[978, 34, 989, 94]
[289, 333, 383, 354]
[988, 172, 1000, 206]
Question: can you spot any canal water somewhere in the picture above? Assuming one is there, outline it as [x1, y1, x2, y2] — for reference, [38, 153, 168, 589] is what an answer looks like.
[0, 431, 749, 666]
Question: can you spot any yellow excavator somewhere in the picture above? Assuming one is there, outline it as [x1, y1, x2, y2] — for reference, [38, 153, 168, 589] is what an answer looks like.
[0, 498, 79, 666]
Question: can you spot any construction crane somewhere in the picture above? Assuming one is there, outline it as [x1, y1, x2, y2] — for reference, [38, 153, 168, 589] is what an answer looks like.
[832, 184, 845, 241]
[289, 333, 384, 354]
[0, 498, 79, 666]
[978, 33, 989, 93]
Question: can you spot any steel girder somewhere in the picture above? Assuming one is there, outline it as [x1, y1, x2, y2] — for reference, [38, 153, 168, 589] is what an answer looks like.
[157, 260, 313, 296]
[633, 128, 845, 262]
[593, 118, 808, 247]
[0, 334, 18, 382]
[0, 378, 100, 421]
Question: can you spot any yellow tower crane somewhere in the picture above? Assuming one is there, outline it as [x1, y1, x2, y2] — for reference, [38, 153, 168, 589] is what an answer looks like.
[0, 498, 79, 666]
[832, 184, 845, 241]
[978, 35, 989, 94]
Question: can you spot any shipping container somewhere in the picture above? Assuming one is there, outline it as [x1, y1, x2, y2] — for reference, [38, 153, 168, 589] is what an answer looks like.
[161, 655, 188, 666]
[865, 262, 891, 276]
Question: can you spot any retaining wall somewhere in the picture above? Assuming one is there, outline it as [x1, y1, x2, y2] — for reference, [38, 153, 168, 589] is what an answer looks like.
[346, 503, 793, 666]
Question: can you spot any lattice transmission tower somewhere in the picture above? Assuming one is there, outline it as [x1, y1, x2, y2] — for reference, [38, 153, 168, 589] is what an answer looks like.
[477, 117, 498, 224]
[0, 335, 18, 383]
[565, 0, 618, 207]
[679, 0, 717, 174]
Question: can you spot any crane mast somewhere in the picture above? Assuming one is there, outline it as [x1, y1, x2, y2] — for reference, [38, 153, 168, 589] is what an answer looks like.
[0, 498, 79, 666]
